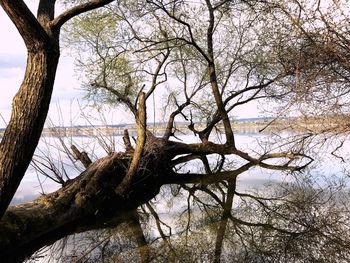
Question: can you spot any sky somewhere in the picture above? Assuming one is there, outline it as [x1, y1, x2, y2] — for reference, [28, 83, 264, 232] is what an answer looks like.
[0, 1, 134, 129]
[0, 1, 261, 129]
[0, 5, 85, 128]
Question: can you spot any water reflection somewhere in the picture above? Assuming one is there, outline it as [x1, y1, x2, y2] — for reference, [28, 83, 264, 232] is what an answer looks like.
[15, 133, 350, 262]
[26, 172, 350, 263]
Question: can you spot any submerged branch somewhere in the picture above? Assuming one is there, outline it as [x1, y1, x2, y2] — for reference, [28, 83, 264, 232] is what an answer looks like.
[165, 163, 253, 185]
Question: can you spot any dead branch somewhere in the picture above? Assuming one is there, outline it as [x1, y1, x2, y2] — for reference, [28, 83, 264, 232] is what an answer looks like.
[71, 145, 92, 168]
[123, 129, 134, 153]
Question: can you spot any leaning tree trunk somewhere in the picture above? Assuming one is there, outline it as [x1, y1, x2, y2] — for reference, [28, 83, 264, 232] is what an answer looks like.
[0, 136, 171, 262]
[0, 0, 116, 221]
[0, 132, 257, 262]
[0, 48, 60, 218]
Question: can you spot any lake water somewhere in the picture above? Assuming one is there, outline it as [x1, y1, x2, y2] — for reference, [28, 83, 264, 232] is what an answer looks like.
[15, 132, 350, 262]
[14, 132, 350, 204]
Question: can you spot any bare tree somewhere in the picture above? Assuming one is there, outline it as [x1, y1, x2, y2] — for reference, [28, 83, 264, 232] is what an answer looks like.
[0, 0, 328, 261]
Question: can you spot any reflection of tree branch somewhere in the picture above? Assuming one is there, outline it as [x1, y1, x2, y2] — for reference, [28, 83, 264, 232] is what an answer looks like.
[331, 140, 345, 163]
[200, 155, 212, 174]
[213, 154, 225, 173]
[74, 233, 113, 263]
[182, 184, 224, 207]
[146, 202, 176, 259]
[228, 215, 305, 236]
[259, 152, 314, 171]
[214, 179, 236, 263]
[185, 191, 192, 246]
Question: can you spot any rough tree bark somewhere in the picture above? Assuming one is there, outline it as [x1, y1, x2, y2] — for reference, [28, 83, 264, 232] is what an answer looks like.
[3, 100, 312, 257]
[0, 0, 115, 219]
[0, 127, 306, 261]
[0, 135, 172, 261]
[0, 134, 252, 258]
[0, 0, 60, 219]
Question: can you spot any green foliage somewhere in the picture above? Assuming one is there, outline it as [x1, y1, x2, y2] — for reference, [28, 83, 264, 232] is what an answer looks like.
[63, 0, 274, 120]
[63, 0, 350, 123]
[63, 6, 141, 110]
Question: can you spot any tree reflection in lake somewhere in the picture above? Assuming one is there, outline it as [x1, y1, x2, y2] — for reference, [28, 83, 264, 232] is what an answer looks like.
[27, 169, 350, 263]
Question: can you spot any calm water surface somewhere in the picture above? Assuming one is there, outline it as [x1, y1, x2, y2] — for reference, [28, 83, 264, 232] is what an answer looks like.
[15, 133, 350, 262]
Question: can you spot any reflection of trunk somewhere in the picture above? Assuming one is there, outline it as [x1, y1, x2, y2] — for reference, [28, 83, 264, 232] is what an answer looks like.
[213, 179, 236, 263]
[0, 49, 59, 218]
[128, 210, 150, 263]
[146, 202, 177, 262]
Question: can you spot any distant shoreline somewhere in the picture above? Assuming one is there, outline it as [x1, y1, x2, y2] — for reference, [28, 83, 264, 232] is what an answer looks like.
[0, 116, 341, 137]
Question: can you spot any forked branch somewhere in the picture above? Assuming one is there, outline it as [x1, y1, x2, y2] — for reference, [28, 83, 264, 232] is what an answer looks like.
[51, 0, 115, 30]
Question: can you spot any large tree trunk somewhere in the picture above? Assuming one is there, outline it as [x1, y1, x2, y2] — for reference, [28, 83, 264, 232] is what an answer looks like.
[0, 0, 61, 220]
[0, 0, 117, 221]
[0, 48, 60, 219]
[0, 137, 256, 262]
[0, 141, 168, 262]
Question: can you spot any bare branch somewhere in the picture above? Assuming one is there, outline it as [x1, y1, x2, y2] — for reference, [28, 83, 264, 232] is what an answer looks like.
[71, 145, 92, 168]
[123, 129, 134, 153]
[116, 92, 147, 195]
[165, 163, 253, 185]
[51, 0, 115, 30]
